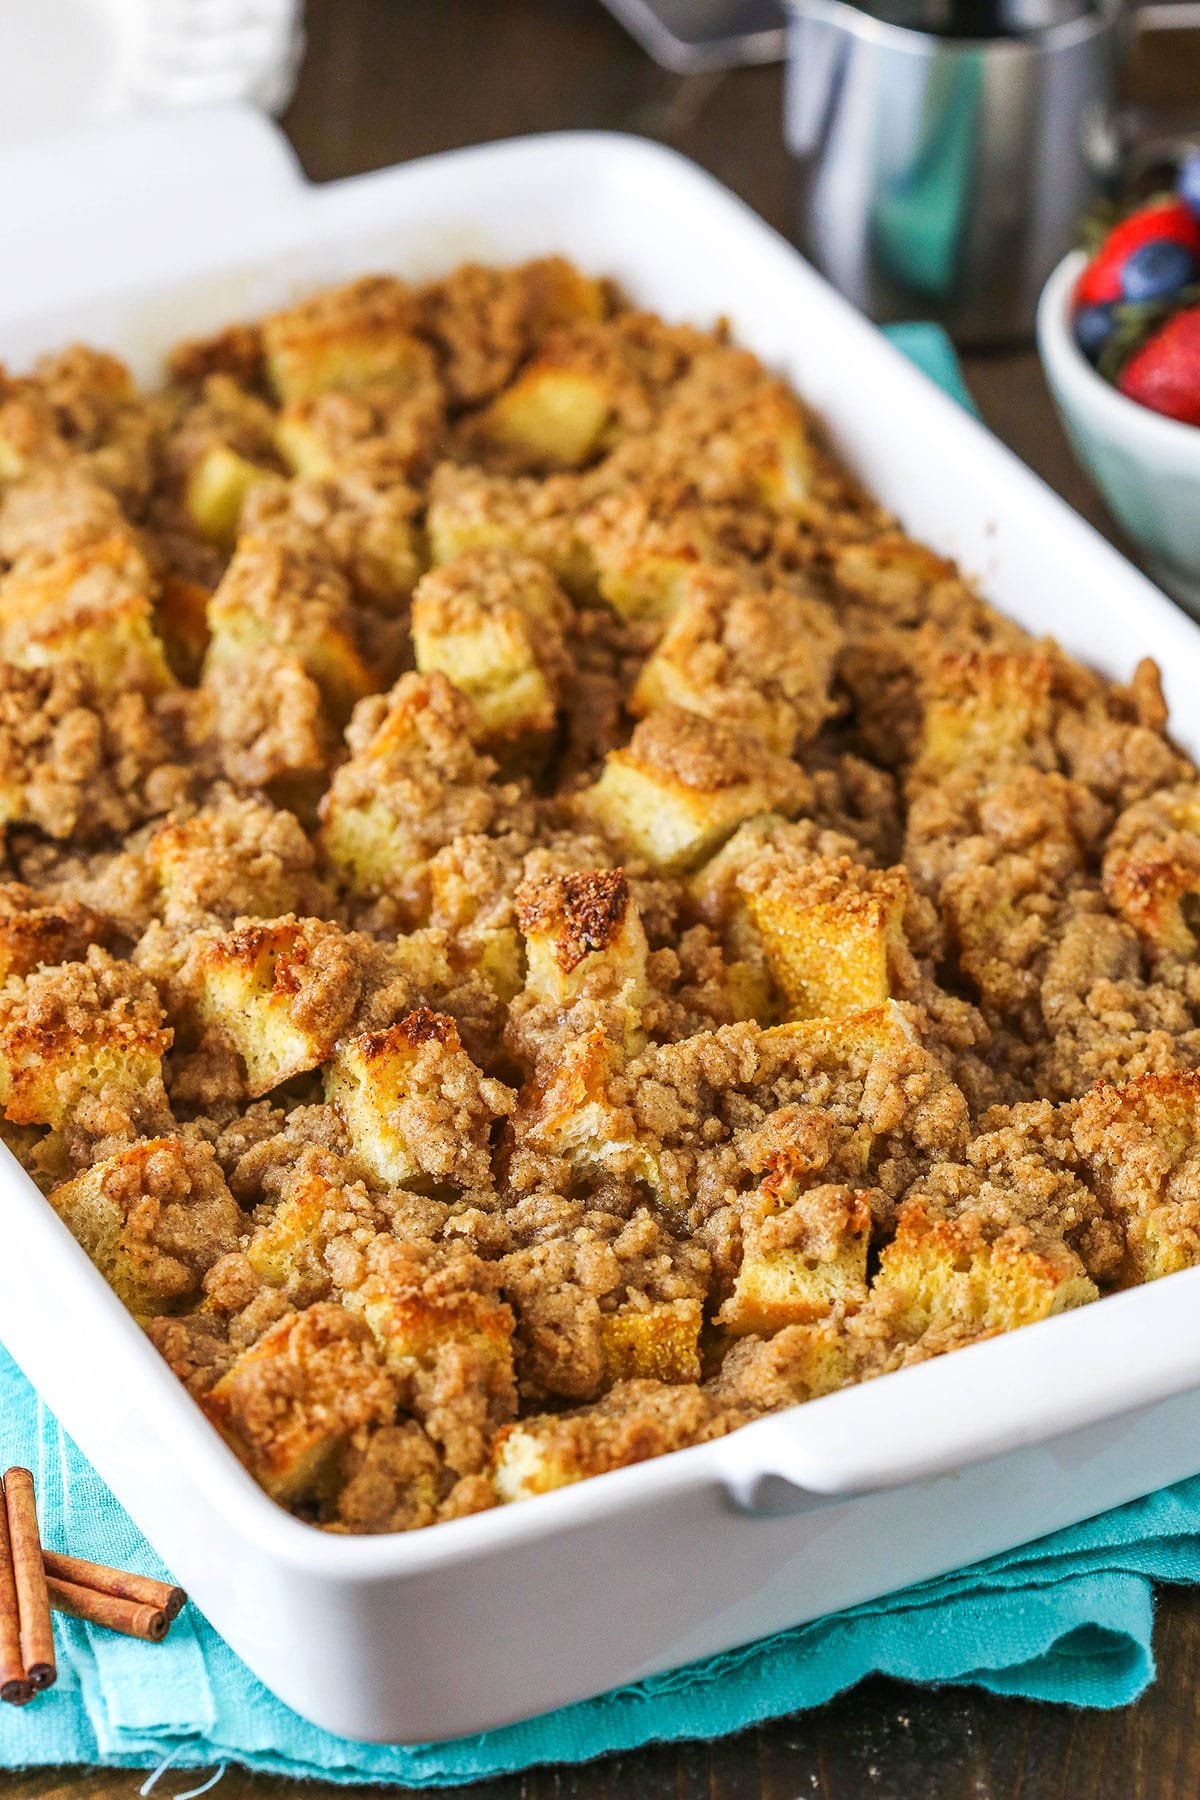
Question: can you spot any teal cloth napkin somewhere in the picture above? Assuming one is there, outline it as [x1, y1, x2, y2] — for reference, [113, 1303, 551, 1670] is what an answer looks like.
[0, 324, 1184, 1787]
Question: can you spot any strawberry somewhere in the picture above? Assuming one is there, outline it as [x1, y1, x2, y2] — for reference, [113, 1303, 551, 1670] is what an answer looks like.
[1075, 200, 1200, 307]
[1117, 306, 1200, 425]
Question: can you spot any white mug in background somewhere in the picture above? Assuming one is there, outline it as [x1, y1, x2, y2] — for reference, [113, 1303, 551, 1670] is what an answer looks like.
[784, 0, 1200, 343]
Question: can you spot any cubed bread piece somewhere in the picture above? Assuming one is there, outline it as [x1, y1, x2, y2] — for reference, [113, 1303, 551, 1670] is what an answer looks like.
[1073, 1072, 1200, 1282]
[325, 1010, 514, 1191]
[204, 522, 377, 725]
[516, 868, 649, 1010]
[273, 363, 445, 484]
[0, 947, 170, 1127]
[621, 349, 814, 516]
[426, 462, 595, 601]
[630, 574, 842, 754]
[1104, 784, 1200, 957]
[48, 1137, 243, 1322]
[476, 364, 615, 469]
[0, 535, 173, 696]
[417, 257, 608, 407]
[720, 1180, 871, 1335]
[241, 1153, 383, 1305]
[515, 1024, 648, 1172]
[242, 1171, 333, 1300]
[713, 1322, 857, 1416]
[342, 1236, 516, 1474]
[578, 708, 811, 873]
[872, 1198, 1098, 1340]
[202, 645, 333, 794]
[832, 534, 962, 619]
[202, 1303, 396, 1502]
[319, 671, 517, 915]
[0, 465, 129, 564]
[739, 854, 913, 1021]
[243, 472, 425, 615]
[411, 547, 571, 745]
[915, 651, 1055, 781]
[345, 1239, 514, 1378]
[146, 792, 333, 927]
[176, 916, 363, 1098]
[600, 1298, 703, 1385]
[576, 493, 725, 624]
[261, 276, 432, 402]
[490, 1379, 724, 1503]
[470, 310, 676, 470]
[0, 882, 112, 983]
[184, 443, 283, 549]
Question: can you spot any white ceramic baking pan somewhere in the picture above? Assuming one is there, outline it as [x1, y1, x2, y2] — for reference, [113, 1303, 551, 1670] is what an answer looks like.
[4, 108, 1200, 1745]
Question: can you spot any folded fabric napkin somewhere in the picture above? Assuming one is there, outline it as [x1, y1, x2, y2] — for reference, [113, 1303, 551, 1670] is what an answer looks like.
[0, 325, 1186, 1788]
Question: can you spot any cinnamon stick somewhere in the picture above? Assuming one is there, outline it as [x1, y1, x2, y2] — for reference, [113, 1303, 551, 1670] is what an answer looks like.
[0, 1488, 30, 1706]
[3, 1470, 55, 1690]
[42, 1552, 184, 1623]
[46, 1576, 168, 1642]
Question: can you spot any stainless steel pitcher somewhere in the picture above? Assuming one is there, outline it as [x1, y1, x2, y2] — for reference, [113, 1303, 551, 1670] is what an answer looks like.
[784, 0, 1200, 342]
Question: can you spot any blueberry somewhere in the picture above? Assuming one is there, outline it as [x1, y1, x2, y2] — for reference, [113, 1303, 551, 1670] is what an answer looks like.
[1120, 238, 1196, 303]
[1074, 302, 1116, 363]
[1179, 150, 1200, 218]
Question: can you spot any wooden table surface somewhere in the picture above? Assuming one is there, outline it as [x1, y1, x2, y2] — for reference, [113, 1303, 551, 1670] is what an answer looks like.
[10, 2, 1200, 1795]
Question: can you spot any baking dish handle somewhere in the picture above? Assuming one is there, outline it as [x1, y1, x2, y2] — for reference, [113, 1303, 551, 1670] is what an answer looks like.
[718, 1275, 1200, 1515]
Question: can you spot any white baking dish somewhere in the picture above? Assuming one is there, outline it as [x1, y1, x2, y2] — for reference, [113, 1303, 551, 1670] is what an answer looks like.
[3, 108, 1200, 1745]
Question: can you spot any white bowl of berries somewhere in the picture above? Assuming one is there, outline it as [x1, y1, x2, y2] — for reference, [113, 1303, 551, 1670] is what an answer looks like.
[1038, 159, 1200, 614]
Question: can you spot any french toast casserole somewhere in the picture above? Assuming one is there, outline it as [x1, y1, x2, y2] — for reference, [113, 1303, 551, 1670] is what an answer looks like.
[0, 258, 1196, 1535]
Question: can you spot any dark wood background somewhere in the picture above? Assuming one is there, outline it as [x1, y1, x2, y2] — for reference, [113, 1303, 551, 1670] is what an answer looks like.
[10, 1, 1200, 1794]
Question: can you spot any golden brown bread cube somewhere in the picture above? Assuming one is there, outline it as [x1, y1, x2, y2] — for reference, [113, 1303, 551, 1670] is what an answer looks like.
[0, 883, 111, 983]
[411, 547, 571, 748]
[261, 276, 433, 403]
[514, 1024, 659, 1189]
[832, 534, 962, 619]
[630, 573, 842, 755]
[0, 947, 170, 1128]
[915, 651, 1055, 782]
[184, 443, 283, 550]
[203, 521, 378, 727]
[319, 671, 516, 915]
[202, 1303, 397, 1503]
[243, 471, 426, 615]
[345, 1243, 514, 1383]
[1073, 1072, 1200, 1282]
[176, 916, 362, 1099]
[578, 708, 811, 874]
[47, 1136, 244, 1322]
[871, 1198, 1098, 1340]
[599, 1298, 703, 1385]
[720, 1178, 871, 1336]
[425, 462, 596, 601]
[490, 1379, 724, 1503]
[1103, 784, 1200, 958]
[325, 1009, 514, 1192]
[145, 792, 333, 928]
[740, 854, 913, 1022]
[516, 867, 649, 1011]
[575, 493, 725, 625]
[475, 363, 618, 470]
[0, 534, 173, 696]
[342, 1235, 516, 1474]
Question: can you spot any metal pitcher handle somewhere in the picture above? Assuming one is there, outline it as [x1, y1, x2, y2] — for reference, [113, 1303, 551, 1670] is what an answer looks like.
[1116, 2, 1200, 181]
